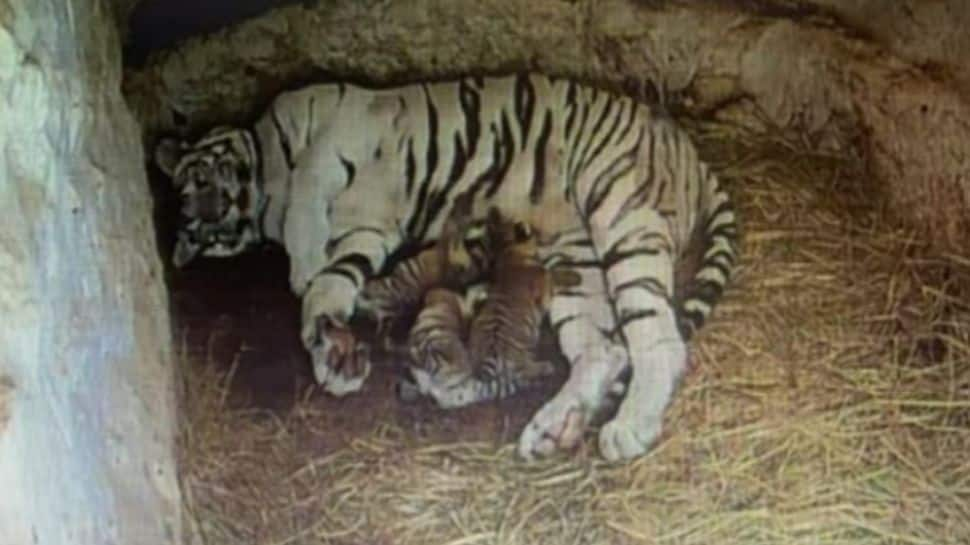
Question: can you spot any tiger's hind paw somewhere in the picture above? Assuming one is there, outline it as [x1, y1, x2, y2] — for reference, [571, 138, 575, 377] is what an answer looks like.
[598, 415, 661, 462]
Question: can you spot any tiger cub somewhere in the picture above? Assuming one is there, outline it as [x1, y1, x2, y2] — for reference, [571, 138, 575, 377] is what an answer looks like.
[405, 210, 581, 408]
[356, 191, 492, 338]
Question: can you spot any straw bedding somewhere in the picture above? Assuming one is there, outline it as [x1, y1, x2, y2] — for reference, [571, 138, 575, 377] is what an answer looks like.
[176, 115, 970, 545]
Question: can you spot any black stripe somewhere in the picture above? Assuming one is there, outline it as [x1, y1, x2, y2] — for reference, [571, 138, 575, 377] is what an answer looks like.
[615, 308, 658, 332]
[550, 314, 581, 336]
[321, 267, 357, 287]
[485, 111, 515, 198]
[559, 237, 595, 249]
[458, 79, 481, 157]
[571, 98, 614, 182]
[327, 226, 385, 252]
[564, 101, 591, 200]
[404, 138, 417, 196]
[704, 248, 737, 267]
[394, 96, 407, 130]
[603, 248, 665, 271]
[468, 115, 514, 203]
[613, 276, 670, 301]
[514, 74, 536, 150]
[691, 278, 726, 298]
[529, 111, 553, 205]
[603, 224, 670, 261]
[306, 97, 316, 147]
[564, 95, 579, 138]
[435, 132, 470, 212]
[408, 87, 443, 238]
[586, 123, 644, 218]
[699, 260, 733, 284]
[579, 97, 624, 176]
[327, 253, 375, 284]
[608, 129, 653, 229]
[649, 179, 668, 209]
[615, 98, 638, 144]
[339, 155, 356, 188]
[269, 107, 295, 171]
[583, 149, 636, 219]
[567, 99, 591, 175]
[338, 83, 346, 100]
[694, 167, 706, 220]
[554, 288, 593, 298]
[705, 199, 736, 226]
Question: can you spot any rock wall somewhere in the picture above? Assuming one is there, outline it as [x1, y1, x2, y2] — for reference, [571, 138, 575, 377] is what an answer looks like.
[0, 1, 181, 544]
[124, 0, 970, 257]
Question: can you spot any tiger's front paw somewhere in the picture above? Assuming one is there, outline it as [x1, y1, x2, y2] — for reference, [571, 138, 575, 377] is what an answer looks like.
[306, 316, 371, 396]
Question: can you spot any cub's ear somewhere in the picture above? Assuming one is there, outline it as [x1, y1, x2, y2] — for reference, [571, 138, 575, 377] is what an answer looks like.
[549, 268, 582, 289]
[512, 221, 533, 242]
[154, 137, 187, 180]
[450, 191, 473, 216]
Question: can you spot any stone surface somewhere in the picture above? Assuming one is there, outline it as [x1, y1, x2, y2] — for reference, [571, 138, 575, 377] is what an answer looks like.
[123, 0, 970, 257]
[0, 1, 181, 544]
[809, 0, 970, 95]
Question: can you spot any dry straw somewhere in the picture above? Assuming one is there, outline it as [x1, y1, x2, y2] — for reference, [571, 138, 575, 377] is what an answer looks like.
[178, 115, 970, 545]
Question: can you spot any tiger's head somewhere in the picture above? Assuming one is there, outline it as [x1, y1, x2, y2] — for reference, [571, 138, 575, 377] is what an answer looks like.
[154, 127, 265, 268]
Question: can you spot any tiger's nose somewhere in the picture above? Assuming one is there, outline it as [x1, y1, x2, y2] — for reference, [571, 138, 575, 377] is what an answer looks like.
[194, 189, 231, 222]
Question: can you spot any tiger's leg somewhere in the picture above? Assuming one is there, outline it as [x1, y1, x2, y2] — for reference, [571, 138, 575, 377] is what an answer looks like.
[592, 208, 685, 461]
[518, 231, 630, 459]
[300, 226, 397, 396]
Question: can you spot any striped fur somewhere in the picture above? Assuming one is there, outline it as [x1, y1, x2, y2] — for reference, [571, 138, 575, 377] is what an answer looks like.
[154, 73, 740, 461]
[407, 216, 580, 408]
[356, 191, 494, 336]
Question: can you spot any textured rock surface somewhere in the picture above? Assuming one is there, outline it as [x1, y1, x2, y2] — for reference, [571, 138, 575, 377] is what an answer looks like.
[810, 0, 970, 94]
[0, 1, 181, 544]
[124, 0, 970, 256]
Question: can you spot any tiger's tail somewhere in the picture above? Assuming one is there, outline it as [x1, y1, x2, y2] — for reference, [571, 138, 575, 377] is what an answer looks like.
[676, 165, 740, 341]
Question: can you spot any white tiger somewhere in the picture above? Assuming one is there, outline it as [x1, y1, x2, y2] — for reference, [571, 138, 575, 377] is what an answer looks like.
[154, 73, 739, 461]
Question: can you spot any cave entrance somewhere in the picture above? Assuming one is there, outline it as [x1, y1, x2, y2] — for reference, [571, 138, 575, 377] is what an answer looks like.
[125, 2, 970, 544]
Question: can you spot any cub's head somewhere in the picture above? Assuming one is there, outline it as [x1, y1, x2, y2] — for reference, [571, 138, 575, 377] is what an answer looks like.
[154, 127, 264, 267]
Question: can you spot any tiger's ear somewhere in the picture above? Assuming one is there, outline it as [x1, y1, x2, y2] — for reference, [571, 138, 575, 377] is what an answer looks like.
[172, 232, 202, 268]
[549, 268, 582, 289]
[485, 206, 504, 224]
[154, 137, 187, 180]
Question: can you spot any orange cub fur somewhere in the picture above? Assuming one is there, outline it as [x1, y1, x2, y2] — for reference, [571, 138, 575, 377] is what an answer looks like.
[404, 209, 581, 408]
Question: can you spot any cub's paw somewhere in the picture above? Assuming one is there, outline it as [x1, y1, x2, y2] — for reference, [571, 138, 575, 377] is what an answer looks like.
[306, 316, 371, 396]
[517, 392, 590, 460]
[598, 414, 661, 462]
